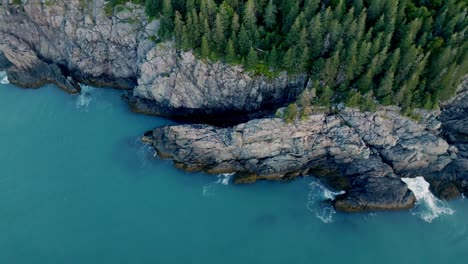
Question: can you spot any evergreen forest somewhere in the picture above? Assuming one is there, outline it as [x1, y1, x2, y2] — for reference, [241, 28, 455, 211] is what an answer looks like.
[110, 0, 468, 116]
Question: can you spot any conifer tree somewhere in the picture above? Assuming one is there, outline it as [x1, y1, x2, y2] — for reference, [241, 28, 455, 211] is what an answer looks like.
[237, 24, 251, 56]
[214, 13, 226, 52]
[201, 36, 210, 58]
[226, 38, 237, 63]
[264, 0, 277, 29]
[268, 46, 278, 69]
[245, 47, 258, 69]
[283, 48, 295, 71]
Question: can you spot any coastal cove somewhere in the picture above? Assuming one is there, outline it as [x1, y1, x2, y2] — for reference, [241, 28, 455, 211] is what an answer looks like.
[1, 77, 468, 263]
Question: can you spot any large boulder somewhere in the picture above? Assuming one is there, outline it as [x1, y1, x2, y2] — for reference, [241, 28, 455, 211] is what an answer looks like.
[333, 177, 417, 212]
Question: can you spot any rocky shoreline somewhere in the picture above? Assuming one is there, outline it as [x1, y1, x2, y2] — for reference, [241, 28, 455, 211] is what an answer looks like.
[143, 89, 467, 212]
[1, 0, 466, 212]
[0, 0, 305, 122]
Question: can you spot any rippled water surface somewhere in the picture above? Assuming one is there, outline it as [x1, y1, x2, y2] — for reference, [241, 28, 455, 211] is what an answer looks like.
[1, 77, 467, 263]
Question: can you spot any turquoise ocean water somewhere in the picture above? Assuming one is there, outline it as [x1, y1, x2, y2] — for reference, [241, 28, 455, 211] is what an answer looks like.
[1, 72, 467, 263]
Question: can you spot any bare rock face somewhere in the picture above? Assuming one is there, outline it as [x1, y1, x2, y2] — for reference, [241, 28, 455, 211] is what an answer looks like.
[333, 177, 416, 212]
[130, 44, 307, 119]
[425, 77, 468, 199]
[0, 1, 306, 120]
[147, 106, 463, 212]
[0, 0, 153, 89]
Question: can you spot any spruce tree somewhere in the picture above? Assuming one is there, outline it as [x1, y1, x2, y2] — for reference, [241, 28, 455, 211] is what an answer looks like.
[283, 48, 295, 71]
[226, 38, 237, 63]
[245, 47, 258, 69]
[268, 46, 278, 70]
[264, 0, 277, 29]
[237, 24, 251, 56]
[201, 36, 210, 58]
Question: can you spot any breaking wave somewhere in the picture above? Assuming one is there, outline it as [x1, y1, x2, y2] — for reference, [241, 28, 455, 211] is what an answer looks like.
[307, 179, 345, 223]
[0, 71, 9, 85]
[202, 173, 234, 197]
[402, 176, 454, 223]
[76, 84, 93, 110]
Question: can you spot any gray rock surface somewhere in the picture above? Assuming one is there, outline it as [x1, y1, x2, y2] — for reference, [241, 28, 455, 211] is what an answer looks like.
[0, 0, 153, 89]
[333, 177, 416, 212]
[147, 104, 465, 212]
[0, 0, 307, 119]
[1, 0, 466, 213]
[130, 44, 307, 118]
[425, 77, 468, 199]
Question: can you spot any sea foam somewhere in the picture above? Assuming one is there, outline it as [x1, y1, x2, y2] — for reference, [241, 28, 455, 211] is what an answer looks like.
[307, 180, 345, 223]
[202, 173, 234, 197]
[76, 84, 93, 110]
[0, 71, 9, 85]
[402, 176, 454, 223]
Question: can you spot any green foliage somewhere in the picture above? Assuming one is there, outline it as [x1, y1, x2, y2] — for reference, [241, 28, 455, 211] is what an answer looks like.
[283, 103, 298, 124]
[131, 0, 467, 111]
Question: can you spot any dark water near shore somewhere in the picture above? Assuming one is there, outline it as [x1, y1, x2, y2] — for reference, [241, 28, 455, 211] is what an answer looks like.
[1, 72, 467, 263]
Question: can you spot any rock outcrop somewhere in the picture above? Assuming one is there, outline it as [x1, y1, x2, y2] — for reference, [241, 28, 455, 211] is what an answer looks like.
[1, 0, 466, 213]
[145, 103, 465, 212]
[425, 77, 468, 199]
[0, 0, 154, 90]
[130, 44, 307, 121]
[0, 0, 306, 121]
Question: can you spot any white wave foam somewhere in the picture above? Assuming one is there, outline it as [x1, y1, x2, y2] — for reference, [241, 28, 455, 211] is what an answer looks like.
[0, 71, 9, 84]
[307, 180, 345, 223]
[202, 173, 234, 197]
[402, 176, 454, 223]
[76, 84, 93, 110]
[216, 173, 234, 185]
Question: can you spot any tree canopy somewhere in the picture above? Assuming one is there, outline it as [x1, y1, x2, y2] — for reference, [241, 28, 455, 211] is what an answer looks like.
[114, 0, 468, 114]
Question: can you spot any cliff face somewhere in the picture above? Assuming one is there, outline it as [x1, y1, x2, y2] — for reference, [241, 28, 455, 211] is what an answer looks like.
[0, 0, 154, 91]
[0, 0, 306, 120]
[1, 1, 466, 212]
[146, 83, 467, 211]
[130, 44, 307, 121]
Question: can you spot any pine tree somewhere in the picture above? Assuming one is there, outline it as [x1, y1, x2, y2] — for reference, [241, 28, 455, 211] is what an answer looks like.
[226, 38, 236, 63]
[245, 47, 258, 69]
[268, 46, 278, 70]
[264, 0, 277, 29]
[145, 0, 162, 18]
[174, 11, 184, 49]
[322, 51, 340, 87]
[181, 25, 191, 51]
[189, 9, 200, 46]
[304, 0, 319, 20]
[237, 24, 251, 56]
[231, 12, 240, 35]
[283, 48, 295, 71]
[201, 36, 210, 58]
[214, 13, 226, 52]
[243, 0, 256, 31]
[376, 67, 395, 103]
[318, 86, 334, 108]
[159, 0, 174, 40]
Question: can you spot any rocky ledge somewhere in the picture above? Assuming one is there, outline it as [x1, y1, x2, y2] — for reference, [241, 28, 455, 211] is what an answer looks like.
[0, 0, 306, 122]
[144, 82, 467, 212]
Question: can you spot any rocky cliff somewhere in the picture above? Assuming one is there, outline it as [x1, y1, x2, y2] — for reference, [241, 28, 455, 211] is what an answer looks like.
[1, 0, 466, 213]
[0, 0, 306, 121]
[145, 81, 467, 212]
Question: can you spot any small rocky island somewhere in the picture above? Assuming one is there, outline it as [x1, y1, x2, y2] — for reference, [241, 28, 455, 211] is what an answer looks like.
[1, 0, 466, 212]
